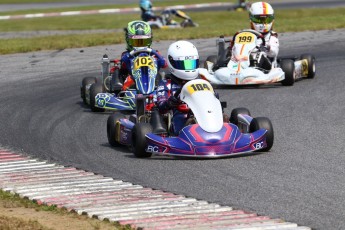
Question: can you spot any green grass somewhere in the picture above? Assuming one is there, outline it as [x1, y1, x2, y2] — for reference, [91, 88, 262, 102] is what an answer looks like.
[0, 0, 233, 15]
[1, 8, 345, 54]
[0, 190, 132, 230]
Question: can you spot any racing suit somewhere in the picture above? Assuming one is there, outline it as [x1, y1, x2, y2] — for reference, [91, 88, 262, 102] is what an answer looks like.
[117, 49, 167, 91]
[156, 75, 188, 136]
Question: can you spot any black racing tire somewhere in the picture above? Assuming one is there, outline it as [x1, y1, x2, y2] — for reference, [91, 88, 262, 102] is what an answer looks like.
[230, 107, 251, 126]
[107, 113, 125, 147]
[300, 54, 316, 79]
[81, 77, 96, 105]
[280, 59, 295, 86]
[249, 117, 274, 152]
[132, 123, 153, 158]
[203, 55, 218, 69]
[90, 83, 105, 112]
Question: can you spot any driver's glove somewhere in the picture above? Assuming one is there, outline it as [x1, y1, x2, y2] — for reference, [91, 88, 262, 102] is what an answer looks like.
[259, 44, 270, 53]
[167, 95, 179, 108]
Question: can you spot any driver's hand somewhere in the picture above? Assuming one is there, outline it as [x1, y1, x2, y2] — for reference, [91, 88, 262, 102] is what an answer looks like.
[259, 44, 270, 52]
[167, 95, 179, 108]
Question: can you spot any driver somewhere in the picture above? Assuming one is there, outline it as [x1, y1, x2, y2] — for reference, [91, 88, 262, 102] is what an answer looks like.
[112, 20, 166, 91]
[229, 2, 279, 70]
[139, 0, 158, 22]
[156, 40, 200, 136]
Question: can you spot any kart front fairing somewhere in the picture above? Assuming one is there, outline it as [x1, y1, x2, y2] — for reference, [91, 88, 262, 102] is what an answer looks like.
[144, 79, 269, 157]
[131, 54, 157, 95]
[145, 123, 268, 157]
[95, 51, 158, 111]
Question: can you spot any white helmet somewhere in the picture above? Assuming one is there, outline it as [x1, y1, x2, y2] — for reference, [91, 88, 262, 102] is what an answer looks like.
[167, 40, 199, 81]
[249, 2, 274, 34]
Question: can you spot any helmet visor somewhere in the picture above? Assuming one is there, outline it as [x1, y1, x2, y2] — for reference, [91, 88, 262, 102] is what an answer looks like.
[170, 58, 199, 70]
[250, 14, 274, 24]
[128, 36, 151, 48]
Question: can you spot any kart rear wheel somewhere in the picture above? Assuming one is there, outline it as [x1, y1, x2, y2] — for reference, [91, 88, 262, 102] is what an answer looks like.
[132, 123, 153, 158]
[90, 83, 105, 112]
[280, 59, 295, 86]
[107, 113, 125, 147]
[81, 77, 96, 104]
[249, 117, 274, 152]
[300, 54, 316, 79]
[230, 107, 251, 126]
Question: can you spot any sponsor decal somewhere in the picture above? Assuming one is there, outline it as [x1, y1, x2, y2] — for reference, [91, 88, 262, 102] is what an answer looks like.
[302, 59, 308, 76]
[253, 141, 264, 150]
[147, 145, 159, 152]
[97, 98, 105, 107]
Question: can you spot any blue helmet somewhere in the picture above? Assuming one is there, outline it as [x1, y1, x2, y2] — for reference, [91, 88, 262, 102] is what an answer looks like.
[140, 0, 152, 11]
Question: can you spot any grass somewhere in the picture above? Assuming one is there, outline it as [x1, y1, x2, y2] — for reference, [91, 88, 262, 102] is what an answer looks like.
[0, 189, 132, 230]
[1, 7, 345, 55]
[0, 0, 233, 15]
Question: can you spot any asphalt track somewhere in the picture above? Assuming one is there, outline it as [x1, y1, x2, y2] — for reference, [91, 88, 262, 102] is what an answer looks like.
[1, 28, 345, 229]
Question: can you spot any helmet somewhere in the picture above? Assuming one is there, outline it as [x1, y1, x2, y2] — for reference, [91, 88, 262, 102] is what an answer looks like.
[139, 0, 152, 11]
[125, 20, 152, 51]
[167, 40, 199, 81]
[249, 2, 274, 34]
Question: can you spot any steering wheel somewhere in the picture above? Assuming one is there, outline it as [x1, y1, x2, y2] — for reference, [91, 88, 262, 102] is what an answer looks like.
[129, 47, 153, 57]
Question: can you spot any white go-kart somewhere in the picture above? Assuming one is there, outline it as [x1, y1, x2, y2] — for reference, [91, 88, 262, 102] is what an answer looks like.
[199, 29, 315, 86]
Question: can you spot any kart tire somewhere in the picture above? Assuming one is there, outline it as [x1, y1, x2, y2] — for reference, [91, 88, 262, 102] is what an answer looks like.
[300, 54, 316, 79]
[90, 83, 105, 112]
[107, 113, 125, 147]
[81, 77, 96, 104]
[132, 123, 153, 158]
[204, 55, 217, 69]
[249, 117, 274, 152]
[280, 59, 295, 86]
[230, 107, 251, 126]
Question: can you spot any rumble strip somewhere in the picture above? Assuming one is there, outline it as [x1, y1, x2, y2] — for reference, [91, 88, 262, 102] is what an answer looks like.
[0, 149, 311, 229]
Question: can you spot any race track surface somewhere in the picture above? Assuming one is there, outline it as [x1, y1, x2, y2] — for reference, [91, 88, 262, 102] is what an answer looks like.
[0, 29, 345, 229]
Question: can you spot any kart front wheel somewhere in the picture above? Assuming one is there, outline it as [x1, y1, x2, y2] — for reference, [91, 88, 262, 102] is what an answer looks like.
[280, 59, 295, 86]
[300, 54, 316, 79]
[249, 117, 274, 152]
[132, 123, 153, 158]
[81, 77, 96, 104]
[90, 83, 105, 112]
[230, 107, 251, 126]
[107, 113, 125, 147]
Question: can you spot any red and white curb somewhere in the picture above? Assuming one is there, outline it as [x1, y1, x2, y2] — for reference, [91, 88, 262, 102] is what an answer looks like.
[0, 2, 232, 20]
[0, 149, 311, 229]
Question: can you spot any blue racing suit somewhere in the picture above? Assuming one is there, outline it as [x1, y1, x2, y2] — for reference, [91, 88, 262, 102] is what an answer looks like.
[156, 75, 188, 136]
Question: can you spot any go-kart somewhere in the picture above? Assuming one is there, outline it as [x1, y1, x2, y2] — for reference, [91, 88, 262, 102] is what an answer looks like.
[148, 8, 198, 29]
[107, 79, 274, 158]
[199, 29, 315, 86]
[229, 0, 251, 11]
[81, 54, 111, 107]
[82, 48, 160, 112]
